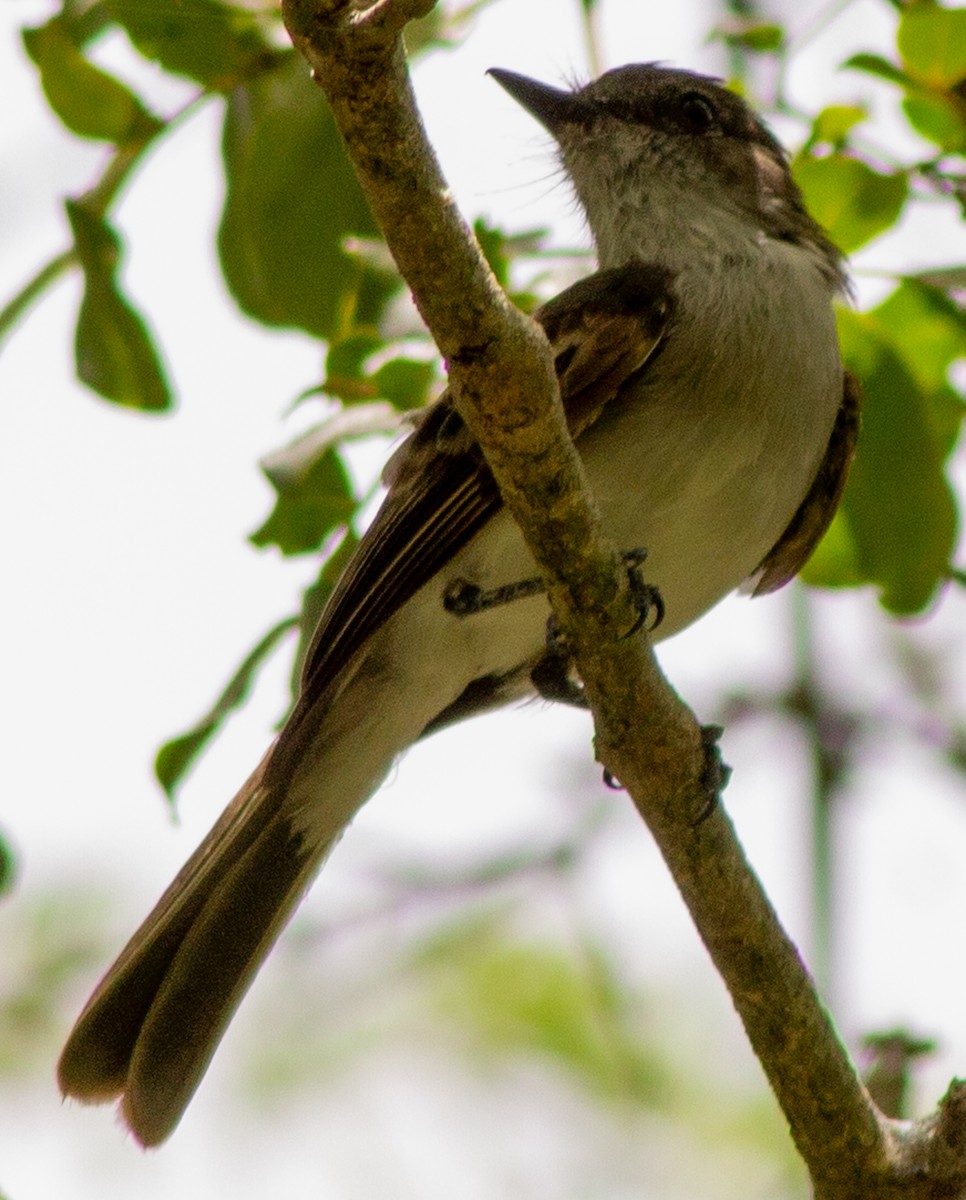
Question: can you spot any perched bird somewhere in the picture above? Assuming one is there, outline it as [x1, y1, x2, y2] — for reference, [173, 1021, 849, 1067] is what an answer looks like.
[58, 63, 859, 1145]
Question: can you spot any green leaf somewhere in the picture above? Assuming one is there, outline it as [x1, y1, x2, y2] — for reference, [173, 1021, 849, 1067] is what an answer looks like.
[806, 105, 868, 151]
[260, 402, 401, 490]
[844, 52, 915, 89]
[335, 237, 406, 332]
[403, 6, 459, 55]
[404, 0, 493, 56]
[798, 510, 864, 590]
[372, 357, 437, 411]
[872, 280, 966, 451]
[23, 17, 161, 143]
[106, 0, 274, 89]
[473, 218, 549, 291]
[902, 94, 966, 151]
[830, 307, 958, 613]
[218, 54, 380, 338]
[66, 200, 172, 410]
[155, 617, 298, 800]
[718, 21, 784, 52]
[325, 332, 384, 400]
[897, 0, 966, 88]
[845, 22, 966, 151]
[251, 446, 356, 555]
[55, 0, 113, 48]
[414, 915, 667, 1103]
[474, 218, 514, 289]
[0, 835, 17, 898]
[739, 23, 784, 51]
[793, 156, 908, 254]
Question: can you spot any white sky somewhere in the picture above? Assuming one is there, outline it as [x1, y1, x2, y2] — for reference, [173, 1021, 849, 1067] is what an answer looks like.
[2, 1, 966, 1197]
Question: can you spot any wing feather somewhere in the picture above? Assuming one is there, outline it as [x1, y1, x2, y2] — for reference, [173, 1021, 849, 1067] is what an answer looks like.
[750, 370, 861, 595]
[300, 262, 676, 694]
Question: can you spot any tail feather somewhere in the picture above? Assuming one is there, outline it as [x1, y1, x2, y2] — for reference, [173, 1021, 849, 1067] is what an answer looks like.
[58, 626, 446, 1144]
[123, 813, 318, 1145]
[57, 751, 325, 1145]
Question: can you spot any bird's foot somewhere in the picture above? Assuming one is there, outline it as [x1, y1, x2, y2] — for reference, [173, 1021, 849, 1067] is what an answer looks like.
[530, 614, 587, 708]
[443, 548, 663, 631]
[691, 724, 732, 823]
[619, 548, 664, 637]
[600, 725, 732, 804]
[442, 575, 545, 616]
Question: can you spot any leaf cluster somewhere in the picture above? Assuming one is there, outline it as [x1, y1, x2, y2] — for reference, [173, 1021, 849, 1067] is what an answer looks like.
[720, 1, 966, 617]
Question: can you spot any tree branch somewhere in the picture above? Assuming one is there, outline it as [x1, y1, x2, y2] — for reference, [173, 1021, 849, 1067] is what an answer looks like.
[282, 0, 692, 819]
[281, 2, 966, 1195]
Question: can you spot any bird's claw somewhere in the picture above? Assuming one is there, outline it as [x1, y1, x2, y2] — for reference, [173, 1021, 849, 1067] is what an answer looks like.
[620, 548, 664, 637]
[691, 724, 732, 824]
[530, 614, 587, 708]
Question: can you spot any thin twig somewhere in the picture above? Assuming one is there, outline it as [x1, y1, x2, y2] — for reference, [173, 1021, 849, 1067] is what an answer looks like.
[0, 249, 78, 349]
[0, 91, 204, 352]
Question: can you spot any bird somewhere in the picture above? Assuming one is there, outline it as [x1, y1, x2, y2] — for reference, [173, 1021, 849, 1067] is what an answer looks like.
[58, 62, 859, 1146]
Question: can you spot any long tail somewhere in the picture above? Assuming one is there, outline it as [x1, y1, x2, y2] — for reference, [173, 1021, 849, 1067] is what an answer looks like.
[56, 743, 334, 1146]
[57, 567, 486, 1144]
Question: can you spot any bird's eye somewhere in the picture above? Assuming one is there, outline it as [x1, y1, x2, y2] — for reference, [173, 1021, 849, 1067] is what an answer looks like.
[678, 91, 717, 134]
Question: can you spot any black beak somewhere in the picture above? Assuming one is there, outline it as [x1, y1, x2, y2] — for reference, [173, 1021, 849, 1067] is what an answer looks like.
[487, 69, 579, 133]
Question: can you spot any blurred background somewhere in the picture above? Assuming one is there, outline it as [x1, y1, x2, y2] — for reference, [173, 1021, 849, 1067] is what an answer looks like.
[1, 0, 965, 1196]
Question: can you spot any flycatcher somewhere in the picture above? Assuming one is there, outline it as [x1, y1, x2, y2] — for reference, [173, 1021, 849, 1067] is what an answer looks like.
[58, 63, 859, 1145]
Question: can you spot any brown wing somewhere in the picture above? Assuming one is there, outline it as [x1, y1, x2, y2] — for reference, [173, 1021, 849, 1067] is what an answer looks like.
[299, 262, 676, 695]
[750, 369, 861, 596]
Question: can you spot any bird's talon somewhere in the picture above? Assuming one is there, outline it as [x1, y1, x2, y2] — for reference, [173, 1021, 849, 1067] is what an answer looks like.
[444, 575, 545, 617]
[691, 724, 731, 825]
[620, 548, 664, 637]
[443, 579, 484, 615]
[531, 614, 587, 707]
